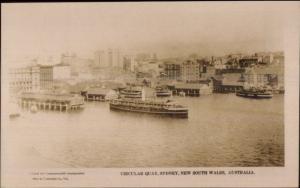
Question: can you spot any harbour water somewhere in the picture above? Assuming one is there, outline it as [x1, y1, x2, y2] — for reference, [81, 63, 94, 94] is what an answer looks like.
[3, 94, 284, 168]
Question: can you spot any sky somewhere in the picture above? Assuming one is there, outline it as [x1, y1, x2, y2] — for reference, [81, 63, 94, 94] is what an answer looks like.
[1, 2, 295, 64]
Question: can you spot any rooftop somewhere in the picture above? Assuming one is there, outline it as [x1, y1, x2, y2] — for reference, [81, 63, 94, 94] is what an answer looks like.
[21, 92, 81, 102]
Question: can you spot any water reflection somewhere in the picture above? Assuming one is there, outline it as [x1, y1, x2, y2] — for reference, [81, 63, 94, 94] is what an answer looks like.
[4, 94, 284, 168]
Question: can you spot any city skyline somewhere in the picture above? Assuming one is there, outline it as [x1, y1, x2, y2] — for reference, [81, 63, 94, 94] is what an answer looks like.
[2, 2, 287, 64]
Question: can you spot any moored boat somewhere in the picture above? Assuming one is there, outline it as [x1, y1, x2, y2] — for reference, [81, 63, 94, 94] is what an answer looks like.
[9, 113, 20, 119]
[236, 87, 273, 99]
[109, 99, 188, 118]
[9, 103, 21, 119]
[155, 87, 172, 97]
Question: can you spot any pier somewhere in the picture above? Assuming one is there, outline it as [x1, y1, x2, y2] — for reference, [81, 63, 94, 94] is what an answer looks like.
[83, 88, 113, 102]
[19, 92, 85, 111]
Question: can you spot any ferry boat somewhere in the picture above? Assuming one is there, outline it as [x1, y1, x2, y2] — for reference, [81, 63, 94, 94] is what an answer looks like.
[119, 86, 142, 99]
[236, 87, 273, 99]
[109, 99, 188, 118]
[155, 87, 172, 97]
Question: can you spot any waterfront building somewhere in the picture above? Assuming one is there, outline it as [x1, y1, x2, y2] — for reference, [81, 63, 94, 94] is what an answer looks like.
[200, 66, 216, 80]
[243, 66, 284, 90]
[9, 64, 54, 94]
[162, 61, 181, 81]
[19, 92, 84, 111]
[181, 60, 198, 82]
[136, 61, 163, 78]
[212, 73, 244, 93]
[123, 55, 137, 72]
[39, 65, 54, 91]
[181, 59, 211, 82]
[9, 67, 33, 94]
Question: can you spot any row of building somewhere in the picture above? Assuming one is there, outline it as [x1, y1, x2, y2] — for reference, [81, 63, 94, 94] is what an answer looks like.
[93, 49, 158, 73]
[9, 50, 284, 96]
[9, 63, 71, 94]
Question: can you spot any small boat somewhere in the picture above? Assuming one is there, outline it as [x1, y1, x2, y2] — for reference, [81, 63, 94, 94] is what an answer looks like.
[9, 113, 20, 119]
[109, 98, 188, 118]
[9, 104, 21, 119]
[155, 87, 172, 97]
[236, 87, 273, 99]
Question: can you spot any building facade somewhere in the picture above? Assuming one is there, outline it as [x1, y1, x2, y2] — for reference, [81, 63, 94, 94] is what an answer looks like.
[9, 67, 33, 93]
[181, 60, 199, 82]
[123, 55, 136, 72]
[39, 65, 53, 91]
[9, 65, 54, 94]
[243, 66, 284, 89]
[181, 59, 211, 82]
[163, 61, 181, 80]
[94, 49, 122, 68]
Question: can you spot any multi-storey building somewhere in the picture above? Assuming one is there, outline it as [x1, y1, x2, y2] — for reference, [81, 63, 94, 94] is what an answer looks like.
[9, 67, 33, 93]
[181, 59, 211, 82]
[123, 55, 137, 72]
[9, 65, 54, 94]
[94, 49, 122, 68]
[39, 65, 53, 91]
[181, 60, 199, 82]
[243, 66, 284, 89]
[162, 61, 181, 81]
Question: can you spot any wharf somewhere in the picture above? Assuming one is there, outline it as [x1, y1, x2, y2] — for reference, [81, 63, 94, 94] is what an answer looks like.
[19, 92, 84, 111]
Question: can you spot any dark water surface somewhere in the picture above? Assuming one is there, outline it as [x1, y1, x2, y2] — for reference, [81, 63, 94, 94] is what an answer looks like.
[4, 94, 284, 167]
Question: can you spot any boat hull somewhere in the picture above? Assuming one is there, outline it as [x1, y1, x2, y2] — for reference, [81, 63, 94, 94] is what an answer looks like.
[109, 103, 188, 118]
[236, 92, 273, 99]
[156, 93, 172, 97]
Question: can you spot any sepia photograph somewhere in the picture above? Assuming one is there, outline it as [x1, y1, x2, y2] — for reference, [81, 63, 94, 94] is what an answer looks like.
[1, 2, 299, 187]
